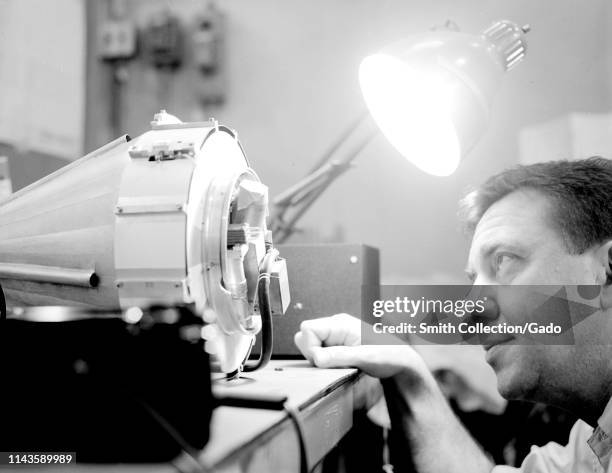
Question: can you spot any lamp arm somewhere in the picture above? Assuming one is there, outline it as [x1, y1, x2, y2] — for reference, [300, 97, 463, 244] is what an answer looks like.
[272, 125, 378, 243]
[306, 111, 369, 173]
[272, 162, 351, 243]
[273, 161, 347, 207]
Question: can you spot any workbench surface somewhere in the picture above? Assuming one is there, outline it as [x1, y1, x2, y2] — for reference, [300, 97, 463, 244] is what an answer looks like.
[7, 360, 379, 473]
[203, 360, 377, 472]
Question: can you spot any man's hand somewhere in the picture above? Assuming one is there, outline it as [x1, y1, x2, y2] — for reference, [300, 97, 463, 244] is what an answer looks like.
[294, 313, 429, 380]
[295, 314, 493, 472]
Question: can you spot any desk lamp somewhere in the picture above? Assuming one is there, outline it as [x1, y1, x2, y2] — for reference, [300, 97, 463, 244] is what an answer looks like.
[273, 20, 529, 242]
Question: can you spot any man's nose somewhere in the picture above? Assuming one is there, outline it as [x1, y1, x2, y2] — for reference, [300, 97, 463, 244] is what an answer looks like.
[473, 274, 496, 286]
[466, 284, 501, 321]
[473, 298, 501, 320]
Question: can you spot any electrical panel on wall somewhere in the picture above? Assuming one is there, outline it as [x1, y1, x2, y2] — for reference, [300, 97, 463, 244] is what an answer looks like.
[143, 10, 184, 70]
[98, 19, 137, 61]
[95, 1, 228, 135]
[97, 0, 136, 62]
[192, 2, 227, 106]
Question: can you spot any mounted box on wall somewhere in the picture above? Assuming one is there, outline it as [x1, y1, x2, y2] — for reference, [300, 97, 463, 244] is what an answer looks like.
[192, 2, 226, 106]
[255, 243, 380, 357]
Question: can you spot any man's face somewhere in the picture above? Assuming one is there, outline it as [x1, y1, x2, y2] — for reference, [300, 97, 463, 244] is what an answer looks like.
[466, 189, 610, 404]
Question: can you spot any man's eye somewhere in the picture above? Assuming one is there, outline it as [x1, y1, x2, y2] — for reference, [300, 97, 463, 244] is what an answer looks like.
[494, 253, 516, 275]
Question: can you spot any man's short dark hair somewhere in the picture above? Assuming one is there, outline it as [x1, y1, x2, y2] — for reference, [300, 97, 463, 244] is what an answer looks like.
[460, 157, 612, 253]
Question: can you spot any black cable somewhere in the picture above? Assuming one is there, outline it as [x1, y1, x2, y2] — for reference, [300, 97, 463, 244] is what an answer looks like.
[236, 248, 277, 374]
[215, 244, 308, 471]
[284, 403, 310, 473]
[135, 397, 208, 473]
[215, 394, 309, 473]
[242, 273, 273, 372]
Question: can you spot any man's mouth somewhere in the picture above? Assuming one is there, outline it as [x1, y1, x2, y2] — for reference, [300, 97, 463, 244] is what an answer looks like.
[483, 337, 514, 351]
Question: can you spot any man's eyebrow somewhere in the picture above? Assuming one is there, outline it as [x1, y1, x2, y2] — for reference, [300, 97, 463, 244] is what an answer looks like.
[480, 241, 524, 259]
[479, 242, 502, 259]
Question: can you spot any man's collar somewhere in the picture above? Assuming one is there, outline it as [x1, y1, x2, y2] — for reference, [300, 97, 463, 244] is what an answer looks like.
[588, 397, 612, 470]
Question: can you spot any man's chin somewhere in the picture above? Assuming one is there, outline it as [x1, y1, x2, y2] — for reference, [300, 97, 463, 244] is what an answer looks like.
[495, 373, 529, 400]
[485, 344, 536, 400]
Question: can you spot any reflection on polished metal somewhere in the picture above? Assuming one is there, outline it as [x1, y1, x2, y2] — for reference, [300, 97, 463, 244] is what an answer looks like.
[6, 306, 121, 322]
[0, 263, 97, 288]
[0, 133, 130, 308]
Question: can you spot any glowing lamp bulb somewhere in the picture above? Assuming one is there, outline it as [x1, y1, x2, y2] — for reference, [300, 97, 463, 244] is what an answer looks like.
[359, 20, 528, 176]
[360, 54, 460, 176]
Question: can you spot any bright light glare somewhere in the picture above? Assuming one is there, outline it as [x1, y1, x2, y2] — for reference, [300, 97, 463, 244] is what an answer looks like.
[124, 307, 143, 324]
[359, 54, 461, 176]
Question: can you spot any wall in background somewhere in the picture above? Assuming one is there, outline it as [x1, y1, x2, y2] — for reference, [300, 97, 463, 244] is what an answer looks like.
[0, 0, 85, 192]
[79, 0, 612, 282]
[0, 0, 85, 158]
[0, 145, 68, 191]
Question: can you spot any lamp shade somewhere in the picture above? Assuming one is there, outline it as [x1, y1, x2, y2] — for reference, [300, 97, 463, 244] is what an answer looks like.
[359, 20, 527, 176]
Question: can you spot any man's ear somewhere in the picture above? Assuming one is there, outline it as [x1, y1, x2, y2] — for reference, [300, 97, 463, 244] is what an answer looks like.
[598, 240, 612, 310]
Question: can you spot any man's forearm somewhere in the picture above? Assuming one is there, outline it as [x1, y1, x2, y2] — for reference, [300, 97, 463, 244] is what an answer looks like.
[382, 370, 493, 473]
